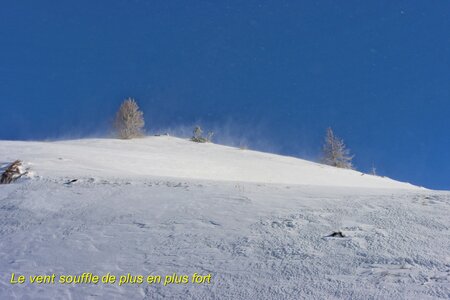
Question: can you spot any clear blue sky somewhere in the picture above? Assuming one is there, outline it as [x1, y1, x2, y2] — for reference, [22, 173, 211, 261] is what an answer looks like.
[1, 1, 449, 189]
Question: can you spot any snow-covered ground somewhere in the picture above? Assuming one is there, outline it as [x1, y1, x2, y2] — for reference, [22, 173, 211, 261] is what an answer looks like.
[0, 136, 449, 299]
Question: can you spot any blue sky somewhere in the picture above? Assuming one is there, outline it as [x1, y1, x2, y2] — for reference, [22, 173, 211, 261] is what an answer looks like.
[1, 1, 449, 189]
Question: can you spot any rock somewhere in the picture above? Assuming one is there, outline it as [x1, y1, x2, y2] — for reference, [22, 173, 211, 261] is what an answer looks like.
[0, 160, 26, 184]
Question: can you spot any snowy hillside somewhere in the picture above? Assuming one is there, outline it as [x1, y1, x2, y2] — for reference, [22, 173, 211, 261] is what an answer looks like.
[0, 137, 449, 299]
[0, 136, 421, 189]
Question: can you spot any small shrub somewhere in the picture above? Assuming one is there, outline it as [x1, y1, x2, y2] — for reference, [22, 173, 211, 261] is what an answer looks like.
[191, 126, 213, 143]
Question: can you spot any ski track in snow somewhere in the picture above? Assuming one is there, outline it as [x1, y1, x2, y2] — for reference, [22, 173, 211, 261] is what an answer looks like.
[0, 176, 449, 299]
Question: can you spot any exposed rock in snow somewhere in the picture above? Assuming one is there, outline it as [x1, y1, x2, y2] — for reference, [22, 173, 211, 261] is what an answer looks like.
[0, 160, 28, 184]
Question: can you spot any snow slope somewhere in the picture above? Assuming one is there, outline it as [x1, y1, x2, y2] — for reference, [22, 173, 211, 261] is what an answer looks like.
[0, 136, 421, 189]
[0, 137, 449, 299]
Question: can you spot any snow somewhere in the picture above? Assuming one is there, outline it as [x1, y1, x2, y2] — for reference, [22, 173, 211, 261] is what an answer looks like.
[0, 136, 449, 299]
[0, 136, 422, 189]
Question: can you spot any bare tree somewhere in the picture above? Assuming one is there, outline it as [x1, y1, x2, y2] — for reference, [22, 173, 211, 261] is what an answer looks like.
[370, 163, 377, 175]
[114, 98, 145, 139]
[321, 127, 354, 169]
[193, 126, 203, 141]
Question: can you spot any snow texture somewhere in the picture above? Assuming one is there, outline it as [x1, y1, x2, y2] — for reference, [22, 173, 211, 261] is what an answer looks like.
[0, 137, 448, 299]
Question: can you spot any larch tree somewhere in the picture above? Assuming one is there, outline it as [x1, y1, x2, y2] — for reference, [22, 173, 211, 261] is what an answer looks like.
[321, 127, 354, 169]
[114, 98, 145, 139]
